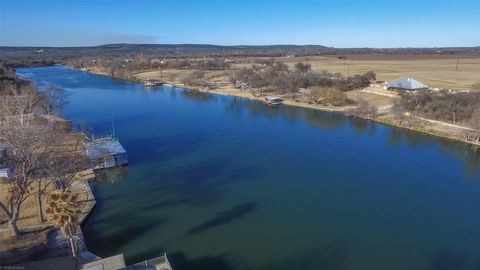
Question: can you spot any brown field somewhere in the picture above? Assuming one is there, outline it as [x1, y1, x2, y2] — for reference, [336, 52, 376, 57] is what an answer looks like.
[135, 54, 480, 91]
[238, 54, 480, 90]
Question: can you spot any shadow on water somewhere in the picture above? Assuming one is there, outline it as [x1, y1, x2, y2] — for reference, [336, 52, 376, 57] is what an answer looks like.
[429, 250, 467, 270]
[225, 97, 480, 176]
[169, 251, 232, 270]
[84, 216, 168, 257]
[84, 157, 264, 258]
[258, 240, 352, 270]
[181, 89, 217, 102]
[138, 157, 263, 208]
[94, 166, 129, 183]
[225, 97, 348, 130]
[386, 128, 480, 175]
[127, 131, 210, 164]
[348, 116, 377, 135]
[186, 202, 259, 235]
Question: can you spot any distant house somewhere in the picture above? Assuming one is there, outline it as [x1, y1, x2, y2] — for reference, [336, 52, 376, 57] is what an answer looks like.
[234, 82, 249, 90]
[384, 77, 429, 91]
[0, 168, 11, 179]
[85, 138, 128, 170]
[0, 143, 11, 179]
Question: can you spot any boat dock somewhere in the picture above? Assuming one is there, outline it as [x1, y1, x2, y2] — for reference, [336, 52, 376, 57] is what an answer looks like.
[143, 79, 164, 87]
[85, 137, 128, 170]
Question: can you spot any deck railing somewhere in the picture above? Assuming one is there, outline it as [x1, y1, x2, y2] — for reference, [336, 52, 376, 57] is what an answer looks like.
[123, 254, 173, 270]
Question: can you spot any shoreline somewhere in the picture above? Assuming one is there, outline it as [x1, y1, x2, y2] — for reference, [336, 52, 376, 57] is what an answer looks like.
[74, 66, 479, 147]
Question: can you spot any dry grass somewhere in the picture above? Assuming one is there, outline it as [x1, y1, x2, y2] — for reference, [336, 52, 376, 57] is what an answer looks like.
[135, 54, 480, 91]
[347, 89, 397, 107]
[0, 169, 92, 232]
[258, 54, 480, 90]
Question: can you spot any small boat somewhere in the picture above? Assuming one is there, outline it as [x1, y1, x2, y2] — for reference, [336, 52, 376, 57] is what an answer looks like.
[264, 96, 283, 106]
[143, 79, 164, 87]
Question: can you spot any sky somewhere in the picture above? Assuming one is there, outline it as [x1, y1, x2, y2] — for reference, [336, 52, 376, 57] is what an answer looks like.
[0, 0, 479, 48]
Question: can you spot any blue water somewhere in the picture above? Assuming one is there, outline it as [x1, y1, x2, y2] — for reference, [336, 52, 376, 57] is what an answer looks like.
[17, 66, 480, 270]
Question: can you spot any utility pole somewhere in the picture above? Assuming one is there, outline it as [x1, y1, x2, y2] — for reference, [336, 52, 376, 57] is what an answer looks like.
[455, 58, 459, 72]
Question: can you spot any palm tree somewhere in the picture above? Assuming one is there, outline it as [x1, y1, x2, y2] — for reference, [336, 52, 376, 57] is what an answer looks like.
[45, 190, 81, 257]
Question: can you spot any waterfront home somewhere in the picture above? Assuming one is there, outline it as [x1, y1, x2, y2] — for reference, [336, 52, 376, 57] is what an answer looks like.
[264, 96, 283, 105]
[384, 77, 429, 91]
[85, 137, 128, 170]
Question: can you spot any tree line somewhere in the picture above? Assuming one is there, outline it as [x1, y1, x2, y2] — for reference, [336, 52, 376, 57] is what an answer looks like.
[228, 60, 376, 106]
[397, 90, 480, 143]
[0, 64, 87, 244]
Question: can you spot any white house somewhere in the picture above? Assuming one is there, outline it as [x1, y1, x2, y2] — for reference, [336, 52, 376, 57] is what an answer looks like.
[384, 77, 429, 91]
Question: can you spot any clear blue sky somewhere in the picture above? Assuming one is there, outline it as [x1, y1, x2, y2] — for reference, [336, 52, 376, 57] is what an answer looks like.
[0, 0, 479, 48]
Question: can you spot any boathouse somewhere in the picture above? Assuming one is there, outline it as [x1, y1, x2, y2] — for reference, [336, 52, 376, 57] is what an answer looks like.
[85, 138, 128, 170]
[384, 77, 429, 91]
[264, 96, 283, 105]
[143, 79, 164, 87]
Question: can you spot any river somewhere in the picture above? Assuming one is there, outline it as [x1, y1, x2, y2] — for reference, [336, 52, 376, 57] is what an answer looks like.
[17, 66, 480, 270]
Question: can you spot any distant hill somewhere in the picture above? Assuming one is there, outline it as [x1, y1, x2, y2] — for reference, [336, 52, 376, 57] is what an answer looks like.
[0, 43, 333, 57]
[0, 43, 479, 67]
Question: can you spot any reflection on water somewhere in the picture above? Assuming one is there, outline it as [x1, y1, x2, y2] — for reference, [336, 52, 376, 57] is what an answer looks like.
[17, 66, 480, 270]
[94, 166, 128, 183]
[181, 89, 217, 102]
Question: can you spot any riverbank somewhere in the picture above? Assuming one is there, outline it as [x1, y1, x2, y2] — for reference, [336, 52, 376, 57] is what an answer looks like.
[18, 65, 480, 270]
[77, 66, 480, 147]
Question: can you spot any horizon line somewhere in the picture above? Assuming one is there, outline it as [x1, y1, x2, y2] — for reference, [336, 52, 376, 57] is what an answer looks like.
[1, 43, 479, 50]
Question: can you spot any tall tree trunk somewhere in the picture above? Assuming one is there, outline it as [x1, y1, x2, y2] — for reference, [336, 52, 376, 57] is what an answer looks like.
[36, 181, 44, 222]
[8, 219, 19, 236]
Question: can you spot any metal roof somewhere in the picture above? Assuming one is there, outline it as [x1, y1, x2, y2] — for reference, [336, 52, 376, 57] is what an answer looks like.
[265, 96, 283, 101]
[86, 138, 126, 159]
[385, 77, 428, 90]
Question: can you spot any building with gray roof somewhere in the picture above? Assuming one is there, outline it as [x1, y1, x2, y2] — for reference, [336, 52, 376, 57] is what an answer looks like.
[385, 77, 429, 91]
[85, 137, 128, 170]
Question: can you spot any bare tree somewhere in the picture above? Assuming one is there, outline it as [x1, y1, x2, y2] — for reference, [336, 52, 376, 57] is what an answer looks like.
[295, 62, 311, 73]
[309, 87, 351, 106]
[352, 100, 378, 118]
[465, 109, 480, 143]
[0, 88, 82, 232]
[39, 84, 68, 114]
